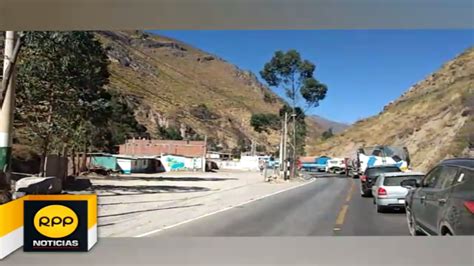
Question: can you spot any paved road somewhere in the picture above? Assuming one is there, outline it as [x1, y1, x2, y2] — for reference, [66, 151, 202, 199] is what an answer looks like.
[152, 173, 410, 237]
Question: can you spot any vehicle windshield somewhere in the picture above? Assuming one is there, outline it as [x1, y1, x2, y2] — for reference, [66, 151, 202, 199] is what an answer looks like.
[366, 167, 401, 177]
[384, 175, 424, 186]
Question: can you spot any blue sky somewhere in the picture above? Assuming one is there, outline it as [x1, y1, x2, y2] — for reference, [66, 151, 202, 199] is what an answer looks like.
[151, 30, 473, 124]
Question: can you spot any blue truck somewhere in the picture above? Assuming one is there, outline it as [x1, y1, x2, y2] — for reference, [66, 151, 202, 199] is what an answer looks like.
[301, 156, 331, 172]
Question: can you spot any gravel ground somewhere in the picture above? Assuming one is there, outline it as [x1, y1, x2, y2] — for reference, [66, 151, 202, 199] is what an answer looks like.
[66, 169, 309, 237]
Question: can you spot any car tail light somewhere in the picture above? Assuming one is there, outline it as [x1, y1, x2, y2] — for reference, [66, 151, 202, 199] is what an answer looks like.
[360, 175, 367, 182]
[464, 201, 474, 214]
[377, 187, 387, 197]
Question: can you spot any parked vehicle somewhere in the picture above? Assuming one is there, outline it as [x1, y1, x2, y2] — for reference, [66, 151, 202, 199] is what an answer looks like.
[315, 156, 331, 172]
[403, 158, 474, 236]
[360, 165, 402, 197]
[353, 145, 410, 178]
[301, 156, 331, 172]
[325, 158, 346, 174]
[372, 172, 425, 212]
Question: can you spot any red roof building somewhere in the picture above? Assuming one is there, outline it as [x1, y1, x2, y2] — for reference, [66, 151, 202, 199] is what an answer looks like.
[119, 139, 206, 158]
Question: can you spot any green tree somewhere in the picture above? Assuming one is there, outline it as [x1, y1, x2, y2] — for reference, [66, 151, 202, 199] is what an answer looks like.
[231, 135, 250, 158]
[256, 145, 267, 152]
[99, 92, 149, 152]
[15, 32, 147, 175]
[157, 126, 183, 140]
[250, 113, 280, 133]
[321, 128, 334, 140]
[260, 49, 327, 176]
[279, 104, 307, 155]
[16, 32, 106, 174]
[260, 50, 327, 110]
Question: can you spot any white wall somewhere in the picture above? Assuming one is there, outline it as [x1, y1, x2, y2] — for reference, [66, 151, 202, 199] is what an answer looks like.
[161, 155, 203, 172]
[217, 155, 260, 171]
[207, 154, 220, 159]
[117, 159, 132, 174]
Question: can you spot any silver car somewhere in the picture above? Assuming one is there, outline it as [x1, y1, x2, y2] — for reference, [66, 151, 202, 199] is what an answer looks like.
[372, 172, 425, 213]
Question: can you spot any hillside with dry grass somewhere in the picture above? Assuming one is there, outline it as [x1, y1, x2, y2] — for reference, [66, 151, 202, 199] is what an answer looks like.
[308, 47, 474, 171]
[94, 31, 325, 153]
[310, 115, 349, 133]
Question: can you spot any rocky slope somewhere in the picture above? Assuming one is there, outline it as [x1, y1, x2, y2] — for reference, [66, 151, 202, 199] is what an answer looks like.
[95, 31, 325, 152]
[310, 115, 349, 133]
[307, 47, 474, 171]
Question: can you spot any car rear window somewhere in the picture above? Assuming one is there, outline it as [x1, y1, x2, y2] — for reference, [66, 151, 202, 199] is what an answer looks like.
[366, 167, 400, 177]
[383, 175, 424, 186]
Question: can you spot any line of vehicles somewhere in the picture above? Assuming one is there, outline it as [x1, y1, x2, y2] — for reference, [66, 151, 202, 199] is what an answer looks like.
[261, 154, 349, 174]
[302, 145, 473, 236]
[352, 146, 473, 236]
[300, 156, 349, 174]
[300, 145, 410, 175]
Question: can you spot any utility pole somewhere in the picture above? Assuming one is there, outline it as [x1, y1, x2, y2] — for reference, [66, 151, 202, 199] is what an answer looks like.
[250, 139, 254, 156]
[202, 135, 207, 172]
[291, 113, 296, 178]
[0, 31, 18, 203]
[283, 112, 288, 180]
[291, 113, 297, 179]
[278, 120, 284, 178]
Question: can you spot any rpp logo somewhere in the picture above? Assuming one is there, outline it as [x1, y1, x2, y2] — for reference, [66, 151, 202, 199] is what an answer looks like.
[33, 205, 79, 238]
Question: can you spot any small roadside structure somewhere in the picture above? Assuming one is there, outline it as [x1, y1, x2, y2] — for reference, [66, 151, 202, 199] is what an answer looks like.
[89, 153, 164, 174]
[161, 154, 204, 172]
[90, 153, 121, 173]
[118, 139, 208, 172]
[119, 139, 206, 158]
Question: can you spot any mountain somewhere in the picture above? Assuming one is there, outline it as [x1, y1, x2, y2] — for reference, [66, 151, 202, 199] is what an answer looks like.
[95, 31, 324, 152]
[0, 30, 326, 160]
[307, 47, 474, 171]
[309, 115, 349, 133]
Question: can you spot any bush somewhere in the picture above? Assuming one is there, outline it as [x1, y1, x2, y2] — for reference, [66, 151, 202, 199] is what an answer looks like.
[250, 113, 280, 133]
[321, 128, 334, 140]
[157, 126, 183, 140]
[263, 92, 276, 103]
[191, 104, 220, 120]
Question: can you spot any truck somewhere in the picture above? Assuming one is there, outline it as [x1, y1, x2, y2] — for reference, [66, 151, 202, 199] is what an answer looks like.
[301, 156, 331, 172]
[352, 145, 410, 178]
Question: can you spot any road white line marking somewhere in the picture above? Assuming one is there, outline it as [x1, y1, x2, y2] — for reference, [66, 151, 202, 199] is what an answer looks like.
[135, 179, 316, 237]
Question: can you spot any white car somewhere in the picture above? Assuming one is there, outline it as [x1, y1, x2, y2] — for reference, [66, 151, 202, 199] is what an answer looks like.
[325, 158, 346, 173]
[372, 171, 425, 213]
